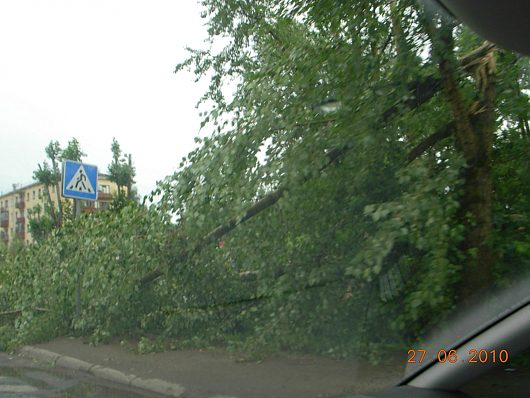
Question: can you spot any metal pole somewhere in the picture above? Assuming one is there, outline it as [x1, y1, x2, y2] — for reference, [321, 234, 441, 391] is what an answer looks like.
[74, 199, 81, 318]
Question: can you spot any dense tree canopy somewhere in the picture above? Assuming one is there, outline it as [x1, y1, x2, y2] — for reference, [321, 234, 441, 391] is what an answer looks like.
[30, 138, 86, 235]
[108, 138, 137, 200]
[155, 0, 529, 349]
[1, 0, 528, 362]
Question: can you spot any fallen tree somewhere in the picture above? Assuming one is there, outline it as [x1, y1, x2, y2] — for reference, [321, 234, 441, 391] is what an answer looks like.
[139, 42, 496, 288]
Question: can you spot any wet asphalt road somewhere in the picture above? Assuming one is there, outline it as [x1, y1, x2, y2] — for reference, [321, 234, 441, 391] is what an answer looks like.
[0, 352, 161, 398]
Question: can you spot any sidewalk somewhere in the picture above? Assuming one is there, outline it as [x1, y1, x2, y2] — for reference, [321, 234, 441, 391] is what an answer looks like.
[22, 337, 405, 398]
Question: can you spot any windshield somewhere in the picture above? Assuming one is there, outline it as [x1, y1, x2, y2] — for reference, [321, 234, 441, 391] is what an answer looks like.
[1, 1, 529, 398]
[404, 274, 530, 379]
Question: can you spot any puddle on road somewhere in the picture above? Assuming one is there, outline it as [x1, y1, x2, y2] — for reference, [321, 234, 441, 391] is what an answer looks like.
[0, 366, 155, 398]
[1, 367, 50, 389]
[55, 382, 151, 398]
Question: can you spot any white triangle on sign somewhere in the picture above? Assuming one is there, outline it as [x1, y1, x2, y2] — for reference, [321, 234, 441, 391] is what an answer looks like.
[66, 165, 95, 194]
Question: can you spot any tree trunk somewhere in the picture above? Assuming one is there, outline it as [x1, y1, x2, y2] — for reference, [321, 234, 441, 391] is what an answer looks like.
[43, 185, 57, 226]
[458, 52, 496, 299]
[51, 158, 63, 227]
[127, 154, 133, 200]
[428, 21, 496, 299]
[36, 163, 58, 226]
[458, 153, 493, 297]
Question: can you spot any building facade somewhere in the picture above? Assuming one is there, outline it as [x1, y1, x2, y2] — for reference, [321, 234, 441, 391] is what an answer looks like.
[0, 174, 120, 246]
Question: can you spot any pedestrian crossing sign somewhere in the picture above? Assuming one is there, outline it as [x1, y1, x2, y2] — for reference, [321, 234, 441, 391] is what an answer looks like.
[62, 160, 98, 201]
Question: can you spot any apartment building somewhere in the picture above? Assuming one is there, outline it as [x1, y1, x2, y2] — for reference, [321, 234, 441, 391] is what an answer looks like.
[0, 174, 120, 246]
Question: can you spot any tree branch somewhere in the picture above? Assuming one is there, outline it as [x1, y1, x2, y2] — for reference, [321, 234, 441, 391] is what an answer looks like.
[139, 143, 349, 287]
[406, 123, 454, 163]
[0, 308, 48, 318]
[383, 41, 495, 122]
[382, 75, 443, 122]
[459, 42, 496, 72]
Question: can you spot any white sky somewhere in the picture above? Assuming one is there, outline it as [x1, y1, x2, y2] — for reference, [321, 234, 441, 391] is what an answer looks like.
[0, 0, 211, 197]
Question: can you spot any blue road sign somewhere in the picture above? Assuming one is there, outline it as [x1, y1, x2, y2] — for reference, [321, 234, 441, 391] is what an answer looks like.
[62, 160, 98, 201]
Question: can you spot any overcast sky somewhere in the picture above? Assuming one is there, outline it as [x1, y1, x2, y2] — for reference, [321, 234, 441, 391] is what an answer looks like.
[0, 0, 210, 197]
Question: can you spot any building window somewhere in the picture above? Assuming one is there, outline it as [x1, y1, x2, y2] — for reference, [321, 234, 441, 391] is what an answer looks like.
[99, 184, 110, 193]
[33, 191, 35, 200]
[26, 192, 29, 201]
[38, 188, 42, 198]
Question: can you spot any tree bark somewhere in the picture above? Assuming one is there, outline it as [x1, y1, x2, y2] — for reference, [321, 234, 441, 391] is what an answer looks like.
[37, 164, 58, 226]
[50, 158, 63, 227]
[428, 21, 496, 299]
[382, 42, 494, 123]
[127, 154, 133, 200]
[43, 185, 57, 225]
[406, 123, 454, 164]
[458, 53, 496, 299]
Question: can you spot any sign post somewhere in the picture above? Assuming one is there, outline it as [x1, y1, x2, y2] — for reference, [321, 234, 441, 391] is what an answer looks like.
[62, 160, 98, 319]
[74, 198, 82, 318]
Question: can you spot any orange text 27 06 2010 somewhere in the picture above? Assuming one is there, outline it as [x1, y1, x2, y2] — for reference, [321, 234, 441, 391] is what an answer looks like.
[407, 349, 509, 364]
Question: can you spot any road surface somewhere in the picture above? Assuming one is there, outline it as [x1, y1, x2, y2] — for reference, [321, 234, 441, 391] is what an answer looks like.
[0, 352, 163, 398]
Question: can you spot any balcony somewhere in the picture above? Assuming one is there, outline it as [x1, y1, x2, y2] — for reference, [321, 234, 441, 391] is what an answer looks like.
[0, 231, 7, 245]
[15, 196, 25, 210]
[16, 216, 25, 226]
[15, 222, 25, 240]
[0, 209, 8, 229]
[97, 192, 112, 201]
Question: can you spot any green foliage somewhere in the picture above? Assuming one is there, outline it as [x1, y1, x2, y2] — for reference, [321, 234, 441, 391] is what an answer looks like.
[32, 137, 87, 233]
[2, 0, 529, 364]
[0, 241, 6, 262]
[0, 203, 171, 348]
[136, 336, 165, 354]
[27, 204, 56, 243]
[33, 142, 63, 229]
[61, 138, 86, 162]
[158, 0, 529, 359]
[108, 138, 136, 200]
[0, 325, 17, 351]
[33, 162, 60, 189]
[45, 141, 62, 163]
[491, 132, 530, 282]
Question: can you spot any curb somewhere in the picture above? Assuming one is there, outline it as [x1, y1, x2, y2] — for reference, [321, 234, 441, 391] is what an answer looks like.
[18, 346, 185, 397]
